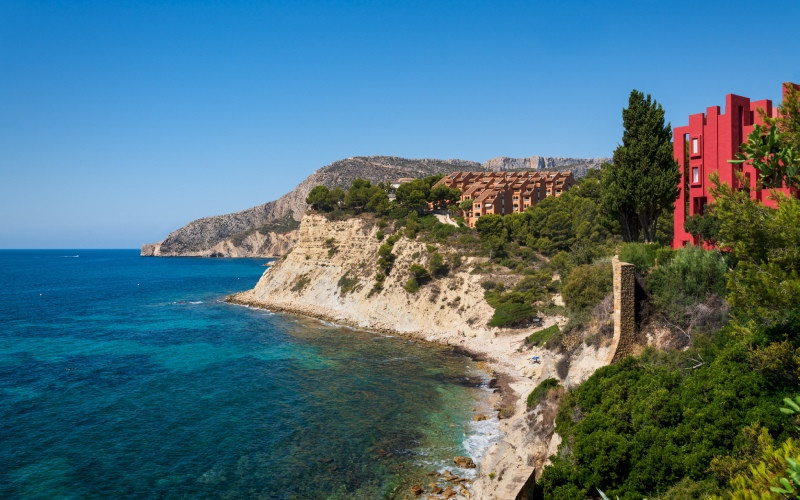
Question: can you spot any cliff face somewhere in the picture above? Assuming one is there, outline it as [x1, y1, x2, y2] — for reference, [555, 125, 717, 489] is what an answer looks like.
[229, 213, 497, 336]
[141, 230, 296, 258]
[141, 154, 607, 258]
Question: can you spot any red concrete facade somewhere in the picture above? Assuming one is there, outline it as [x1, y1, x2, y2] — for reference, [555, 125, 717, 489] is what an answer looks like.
[672, 83, 799, 248]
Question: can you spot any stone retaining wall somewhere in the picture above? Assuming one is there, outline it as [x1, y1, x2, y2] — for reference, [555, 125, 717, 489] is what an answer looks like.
[607, 256, 636, 364]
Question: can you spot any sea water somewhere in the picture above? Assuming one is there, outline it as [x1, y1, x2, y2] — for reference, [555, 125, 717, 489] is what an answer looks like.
[0, 250, 499, 498]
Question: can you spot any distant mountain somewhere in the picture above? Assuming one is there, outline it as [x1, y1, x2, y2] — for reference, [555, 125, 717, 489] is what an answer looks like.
[141, 155, 608, 257]
[481, 156, 608, 177]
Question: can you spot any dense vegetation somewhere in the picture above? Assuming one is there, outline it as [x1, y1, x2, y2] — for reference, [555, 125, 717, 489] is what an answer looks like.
[305, 85, 800, 499]
[534, 83, 800, 499]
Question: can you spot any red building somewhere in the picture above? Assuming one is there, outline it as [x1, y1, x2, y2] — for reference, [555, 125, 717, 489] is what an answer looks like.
[672, 83, 799, 248]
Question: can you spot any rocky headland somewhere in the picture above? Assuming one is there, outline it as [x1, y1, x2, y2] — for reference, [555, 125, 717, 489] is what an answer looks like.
[226, 213, 613, 499]
[142, 155, 608, 258]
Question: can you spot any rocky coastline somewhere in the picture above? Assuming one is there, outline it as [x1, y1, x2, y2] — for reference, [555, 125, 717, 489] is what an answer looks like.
[225, 213, 612, 499]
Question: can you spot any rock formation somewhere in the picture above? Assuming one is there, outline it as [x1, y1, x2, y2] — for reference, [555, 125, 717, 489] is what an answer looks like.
[481, 156, 608, 177]
[141, 155, 607, 257]
[227, 213, 498, 335]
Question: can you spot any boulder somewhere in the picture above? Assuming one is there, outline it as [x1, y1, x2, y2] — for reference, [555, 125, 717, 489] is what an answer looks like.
[453, 456, 476, 468]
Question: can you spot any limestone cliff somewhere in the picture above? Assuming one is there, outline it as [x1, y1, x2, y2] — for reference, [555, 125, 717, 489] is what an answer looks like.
[142, 154, 608, 258]
[228, 213, 497, 336]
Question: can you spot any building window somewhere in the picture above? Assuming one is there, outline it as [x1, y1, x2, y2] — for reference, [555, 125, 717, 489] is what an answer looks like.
[692, 167, 699, 183]
[692, 138, 699, 154]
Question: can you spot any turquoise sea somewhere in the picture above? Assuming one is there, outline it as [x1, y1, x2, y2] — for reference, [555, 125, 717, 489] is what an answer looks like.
[0, 250, 497, 499]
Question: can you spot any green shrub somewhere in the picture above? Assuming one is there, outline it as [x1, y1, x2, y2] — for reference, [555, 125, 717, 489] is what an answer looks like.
[646, 245, 728, 325]
[619, 242, 670, 272]
[561, 262, 612, 311]
[324, 237, 338, 257]
[404, 277, 420, 293]
[527, 378, 560, 408]
[526, 324, 560, 346]
[429, 252, 449, 277]
[377, 241, 396, 274]
[408, 263, 431, 284]
[561, 261, 613, 312]
[337, 273, 360, 295]
[430, 222, 457, 241]
[292, 273, 311, 292]
[376, 230, 384, 241]
[488, 301, 536, 327]
[481, 280, 498, 291]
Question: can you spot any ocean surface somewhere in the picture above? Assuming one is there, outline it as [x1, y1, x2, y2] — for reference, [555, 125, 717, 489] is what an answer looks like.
[0, 250, 499, 499]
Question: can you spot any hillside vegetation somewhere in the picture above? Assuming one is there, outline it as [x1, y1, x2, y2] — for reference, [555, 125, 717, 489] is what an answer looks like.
[300, 86, 800, 499]
[532, 84, 800, 499]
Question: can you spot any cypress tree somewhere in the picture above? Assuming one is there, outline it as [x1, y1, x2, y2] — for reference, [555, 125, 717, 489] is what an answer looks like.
[602, 90, 680, 242]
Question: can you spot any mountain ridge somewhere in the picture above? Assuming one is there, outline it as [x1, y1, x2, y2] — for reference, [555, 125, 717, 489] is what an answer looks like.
[141, 155, 608, 257]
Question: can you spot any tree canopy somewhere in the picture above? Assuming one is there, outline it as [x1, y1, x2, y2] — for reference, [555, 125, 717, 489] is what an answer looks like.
[732, 83, 800, 189]
[602, 90, 680, 243]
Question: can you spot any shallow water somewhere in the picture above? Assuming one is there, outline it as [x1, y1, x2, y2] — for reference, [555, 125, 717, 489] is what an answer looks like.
[0, 250, 498, 498]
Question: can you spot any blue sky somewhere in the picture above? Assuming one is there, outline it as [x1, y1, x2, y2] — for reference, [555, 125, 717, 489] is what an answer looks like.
[1, 1, 798, 248]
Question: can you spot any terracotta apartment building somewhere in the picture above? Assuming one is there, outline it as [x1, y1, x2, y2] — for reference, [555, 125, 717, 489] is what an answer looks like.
[434, 171, 575, 227]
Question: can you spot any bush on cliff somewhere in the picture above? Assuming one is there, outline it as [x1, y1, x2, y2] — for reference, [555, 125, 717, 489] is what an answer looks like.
[561, 261, 613, 313]
[536, 340, 792, 499]
[527, 378, 560, 408]
[484, 271, 554, 328]
[428, 252, 449, 277]
[526, 324, 560, 347]
[646, 245, 728, 327]
[408, 263, 430, 285]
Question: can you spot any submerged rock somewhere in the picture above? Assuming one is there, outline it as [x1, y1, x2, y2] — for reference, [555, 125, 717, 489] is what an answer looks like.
[441, 470, 458, 481]
[453, 456, 476, 468]
[410, 484, 423, 496]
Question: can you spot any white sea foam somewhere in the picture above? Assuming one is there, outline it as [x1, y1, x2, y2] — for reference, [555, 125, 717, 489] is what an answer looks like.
[460, 412, 503, 478]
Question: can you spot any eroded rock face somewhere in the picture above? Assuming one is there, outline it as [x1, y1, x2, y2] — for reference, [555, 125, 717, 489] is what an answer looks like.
[227, 213, 497, 337]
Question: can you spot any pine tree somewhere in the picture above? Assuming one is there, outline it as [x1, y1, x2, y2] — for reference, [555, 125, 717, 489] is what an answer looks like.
[602, 90, 680, 242]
